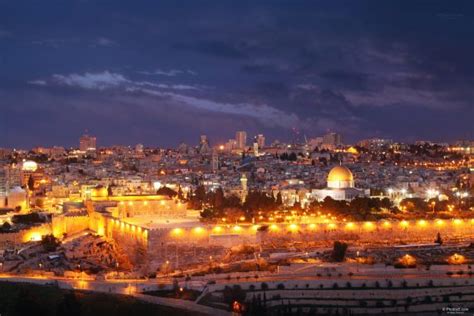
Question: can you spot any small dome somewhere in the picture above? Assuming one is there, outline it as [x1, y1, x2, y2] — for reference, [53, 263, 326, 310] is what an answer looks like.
[22, 160, 38, 172]
[9, 186, 26, 193]
[327, 166, 354, 189]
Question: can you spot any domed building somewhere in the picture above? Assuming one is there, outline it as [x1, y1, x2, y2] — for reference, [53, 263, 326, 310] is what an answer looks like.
[312, 165, 369, 201]
[22, 160, 38, 172]
[327, 166, 354, 189]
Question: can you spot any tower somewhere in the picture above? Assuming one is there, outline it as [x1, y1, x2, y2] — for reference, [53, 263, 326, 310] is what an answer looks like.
[240, 173, 248, 203]
[211, 150, 219, 173]
[79, 133, 97, 151]
[235, 131, 247, 150]
[256, 134, 265, 148]
[253, 141, 259, 157]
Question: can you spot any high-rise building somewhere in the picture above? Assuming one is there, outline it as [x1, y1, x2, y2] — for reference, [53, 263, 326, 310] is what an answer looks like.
[256, 134, 265, 148]
[200, 135, 208, 145]
[79, 134, 97, 151]
[235, 131, 247, 150]
[199, 135, 210, 154]
[224, 139, 237, 152]
[135, 143, 144, 153]
[322, 132, 342, 147]
[0, 167, 7, 207]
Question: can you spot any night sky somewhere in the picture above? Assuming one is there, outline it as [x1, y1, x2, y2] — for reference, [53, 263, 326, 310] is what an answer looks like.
[1, 1, 473, 148]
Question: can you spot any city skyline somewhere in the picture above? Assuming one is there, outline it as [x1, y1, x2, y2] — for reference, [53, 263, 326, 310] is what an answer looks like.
[1, 1, 474, 148]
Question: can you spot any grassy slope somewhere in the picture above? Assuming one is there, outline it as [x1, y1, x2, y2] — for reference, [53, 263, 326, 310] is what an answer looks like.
[0, 281, 197, 316]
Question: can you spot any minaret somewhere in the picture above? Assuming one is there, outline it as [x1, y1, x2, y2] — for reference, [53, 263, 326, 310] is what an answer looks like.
[253, 141, 259, 157]
[240, 173, 248, 203]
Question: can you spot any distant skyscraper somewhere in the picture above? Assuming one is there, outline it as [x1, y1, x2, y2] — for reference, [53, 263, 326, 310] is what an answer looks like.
[0, 167, 7, 207]
[322, 132, 342, 147]
[135, 143, 144, 153]
[256, 134, 265, 148]
[79, 134, 97, 151]
[235, 131, 247, 150]
[200, 135, 208, 145]
[224, 139, 237, 152]
[199, 135, 210, 154]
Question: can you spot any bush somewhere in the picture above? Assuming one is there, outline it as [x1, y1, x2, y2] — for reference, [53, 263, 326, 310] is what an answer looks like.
[331, 241, 348, 262]
[222, 285, 246, 309]
[41, 234, 60, 252]
[12, 213, 44, 225]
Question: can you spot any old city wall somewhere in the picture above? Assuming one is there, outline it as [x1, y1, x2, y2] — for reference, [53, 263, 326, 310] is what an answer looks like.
[256, 220, 474, 246]
[52, 215, 89, 238]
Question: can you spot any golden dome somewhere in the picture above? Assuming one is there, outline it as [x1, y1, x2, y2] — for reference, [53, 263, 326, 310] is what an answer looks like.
[327, 166, 354, 189]
[22, 160, 38, 172]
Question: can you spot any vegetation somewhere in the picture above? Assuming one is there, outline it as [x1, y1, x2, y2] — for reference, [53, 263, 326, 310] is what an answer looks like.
[222, 285, 246, 310]
[0, 282, 194, 316]
[330, 241, 348, 262]
[12, 213, 45, 225]
[156, 186, 177, 198]
[41, 234, 61, 252]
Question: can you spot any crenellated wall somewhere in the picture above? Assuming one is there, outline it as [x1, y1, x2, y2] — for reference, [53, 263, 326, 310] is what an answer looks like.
[52, 214, 89, 238]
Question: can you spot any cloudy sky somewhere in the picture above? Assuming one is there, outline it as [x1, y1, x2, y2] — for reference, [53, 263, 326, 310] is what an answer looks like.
[0, 1, 473, 148]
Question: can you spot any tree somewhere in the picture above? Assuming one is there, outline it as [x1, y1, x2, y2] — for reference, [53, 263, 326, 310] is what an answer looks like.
[213, 187, 224, 210]
[41, 234, 60, 252]
[222, 285, 246, 309]
[1, 221, 11, 231]
[331, 241, 348, 262]
[56, 292, 81, 316]
[12, 213, 43, 224]
[177, 186, 185, 200]
[14, 288, 47, 316]
[195, 185, 206, 202]
[156, 186, 177, 198]
[276, 192, 283, 206]
[28, 175, 35, 191]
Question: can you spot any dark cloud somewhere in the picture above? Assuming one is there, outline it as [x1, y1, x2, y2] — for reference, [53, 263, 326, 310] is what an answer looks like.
[174, 40, 248, 59]
[1, 0, 473, 148]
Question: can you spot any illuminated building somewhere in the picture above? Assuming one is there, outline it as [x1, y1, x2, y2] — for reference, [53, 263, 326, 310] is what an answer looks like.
[311, 165, 369, 201]
[235, 131, 247, 150]
[0, 167, 7, 208]
[256, 134, 265, 148]
[79, 134, 97, 152]
[322, 132, 342, 149]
